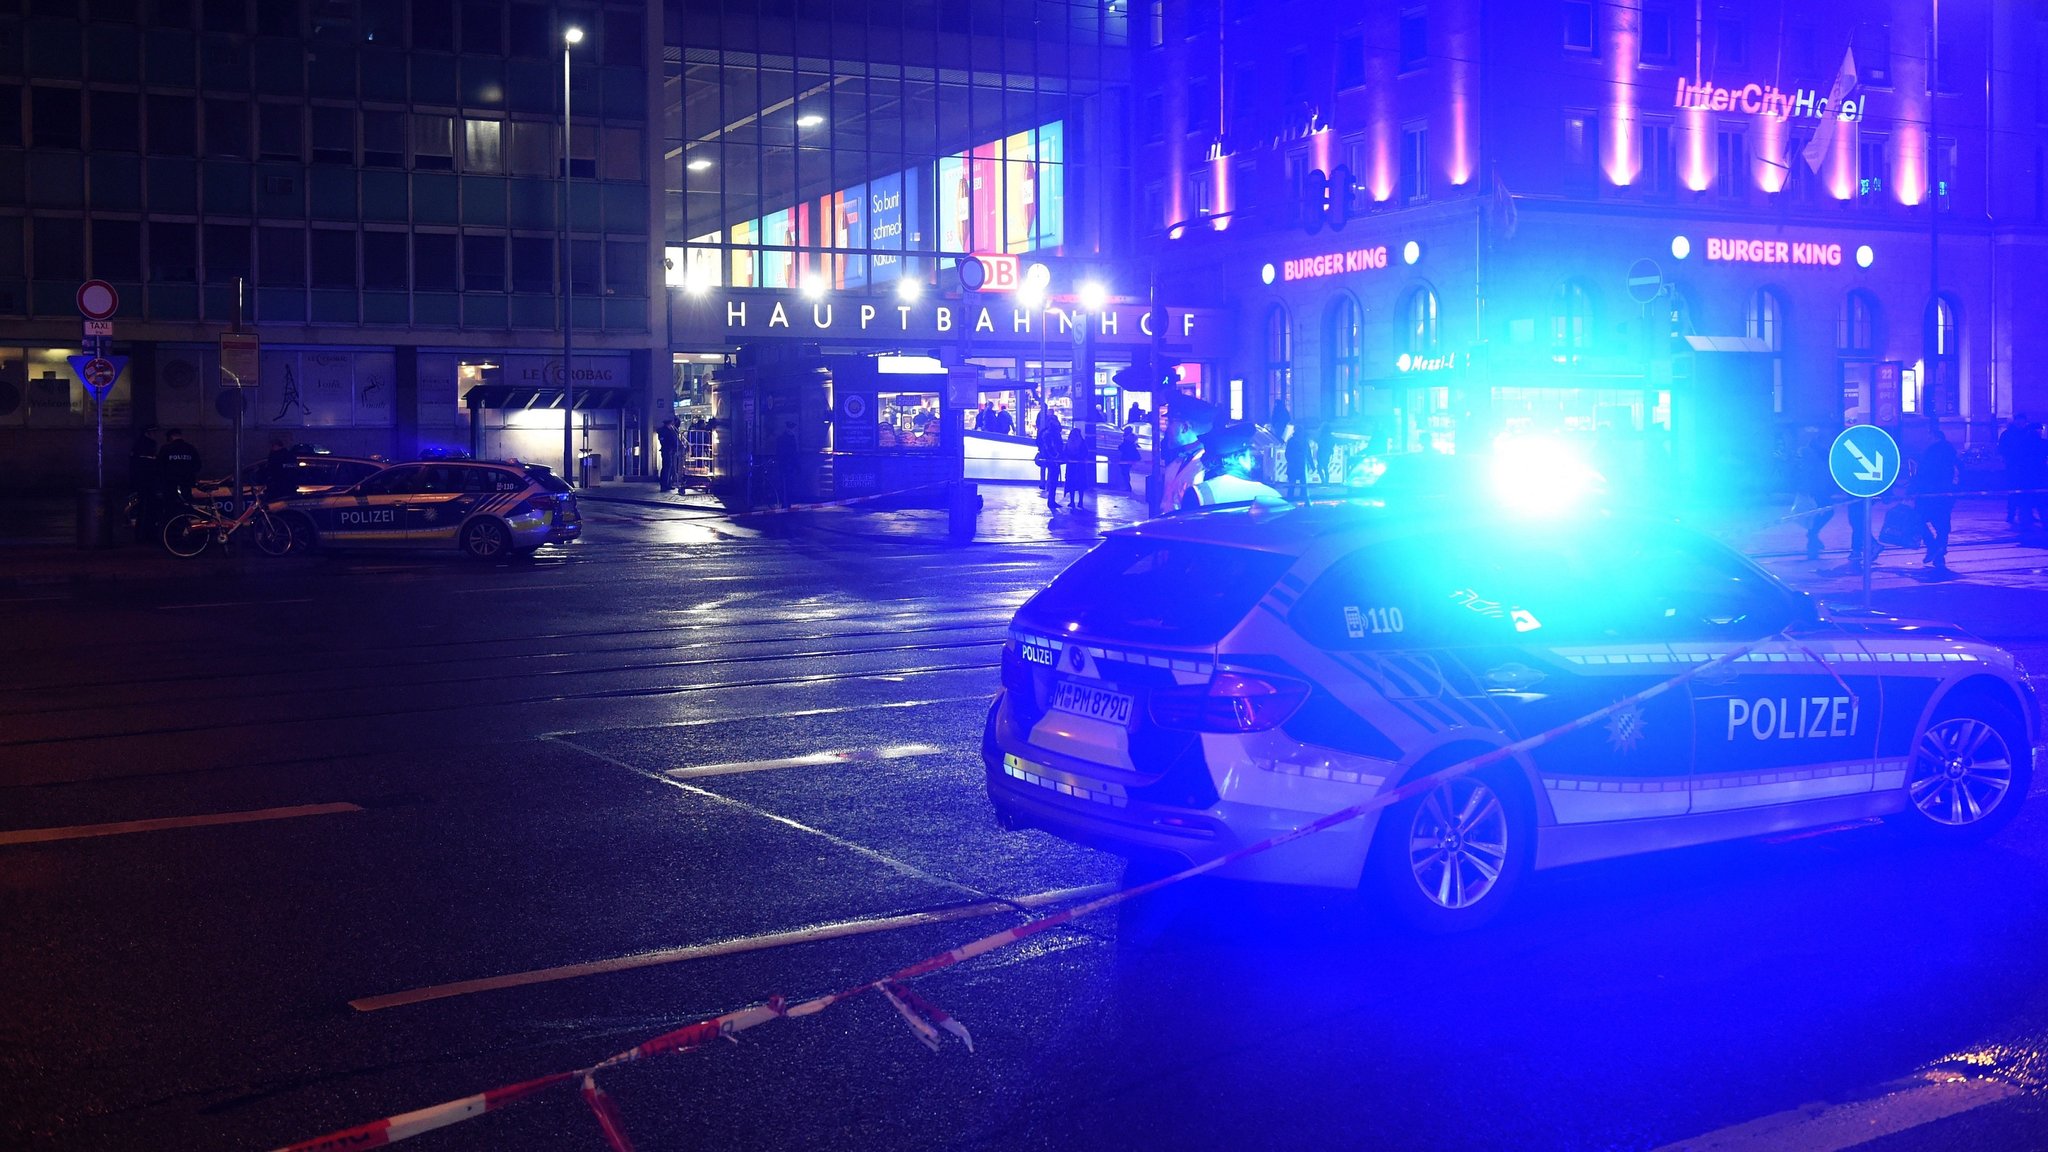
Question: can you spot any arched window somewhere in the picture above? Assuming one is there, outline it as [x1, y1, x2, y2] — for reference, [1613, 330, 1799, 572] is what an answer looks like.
[1925, 293, 1960, 416]
[1324, 294, 1363, 419]
[1837, 290, 1878, 354]
[1401, 284, 1439, 355]
[1552, 280, 1595, 361]
[1264, 303, 1293, 420]
[1745, 287, 1785, 352]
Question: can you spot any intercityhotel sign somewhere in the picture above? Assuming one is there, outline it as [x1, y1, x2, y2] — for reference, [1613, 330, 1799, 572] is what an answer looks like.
[1673, 78, 1867, 123]
[678, 290, 1223, 355]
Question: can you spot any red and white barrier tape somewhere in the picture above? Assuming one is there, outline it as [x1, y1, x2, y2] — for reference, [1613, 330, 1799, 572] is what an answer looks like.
[272, 635, 1765, 1152]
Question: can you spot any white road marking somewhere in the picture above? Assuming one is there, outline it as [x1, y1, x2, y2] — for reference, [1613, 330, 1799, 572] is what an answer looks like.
[157, 598, 316, 611]
[1652, 1070, 2022, 1152]
[0, 802, 363, 846]
[539, 695, 990, 739]
[668, 743, 944, 779]
[349, 883, 1113, 1012]
[551, 734, 998, 902]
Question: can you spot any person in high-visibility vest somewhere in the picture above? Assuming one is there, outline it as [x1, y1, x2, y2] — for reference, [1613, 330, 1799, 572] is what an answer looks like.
[1184, 422, 1286, 510]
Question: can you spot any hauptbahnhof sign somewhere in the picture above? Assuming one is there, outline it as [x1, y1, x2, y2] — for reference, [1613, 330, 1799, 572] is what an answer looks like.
[675, 290, 1225, 357]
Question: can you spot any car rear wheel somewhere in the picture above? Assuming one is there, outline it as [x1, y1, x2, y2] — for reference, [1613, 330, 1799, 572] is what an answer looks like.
[1897, 699, 2030, 841]
[461, 518, 511, 560]
[1368, 762, 1533, 933]
[283, 513, 318, 554]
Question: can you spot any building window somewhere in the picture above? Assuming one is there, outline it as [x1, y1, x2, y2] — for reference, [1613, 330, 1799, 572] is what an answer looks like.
[1142, 182, 1164, 233]
[1337, 30, 1366, 89]
[1265, 303, 1293, 418]
[463, 234, 505, 291]
[259, 103, 302, 161]
[1563, 1, 1594, 51]
[149, 221, 198, 282]
[1188, 78, 1213, 134]
[1640, 122, 1672, 194]
[1552, 280, 1596, 360]
[1933, 136, 1957, 211]
[1144, 91, 1163, 143]
[362, 231, 407, 291]
[1403, 285, 1439, 355]
[311, 106, 354, 165]
[1398, 7, 1427, 73]
[204, 99, 249, 159]
[1325, 294, 1363, 418]
[1838, 290, 1878, 354]
[510, 235, 553, 293]
[413, 233, 458, 291]
[1640, 6, 1672, 65]
[310, 229, 356, 290]
[1187, 171, 1211, 217]
[1564, 112, 1598, 174]
[1285, 153, 1307, 222]
[1230, 65, 1257, 129]
[1715, 17, 1745, 67]
[1400, 125, 1428, 203]
[1931, 27, 1960, 94]
[257, 226, 305, 287]
[1926, 295, 1959, 415]
[204, 223, 251, 285]
[1746, 288, 1785, 352]
[1716, 129, 1744, 198]
[412, 114, 454, 171]
[1148, 0, 1164, 48]
[1858, 134, 1886, 202]
[30, 86, 81, 150]
[1854, 22, 1890, 87]
[362, 110, 404, 167]
[90, 91, 140, 152]
[463, 118, 502, 173]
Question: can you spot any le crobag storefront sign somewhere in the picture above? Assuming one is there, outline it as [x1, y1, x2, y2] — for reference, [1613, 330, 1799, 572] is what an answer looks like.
[679, 290, 1223, 356]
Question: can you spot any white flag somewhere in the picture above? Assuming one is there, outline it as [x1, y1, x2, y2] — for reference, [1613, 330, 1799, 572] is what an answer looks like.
[1801, 46, 1858, 173]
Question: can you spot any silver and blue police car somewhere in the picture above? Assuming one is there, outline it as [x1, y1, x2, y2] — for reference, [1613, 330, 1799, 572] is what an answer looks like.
[985, 500, 2038, 930]
[278, 460, 581, 559]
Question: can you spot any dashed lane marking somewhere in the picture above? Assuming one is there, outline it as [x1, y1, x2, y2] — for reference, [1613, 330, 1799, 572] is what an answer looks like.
[1652, 1069, 2023, 1152]
[0, 801, 364, 845]
[667, 743, 946, 779]
[348, 883, 1114, 1013]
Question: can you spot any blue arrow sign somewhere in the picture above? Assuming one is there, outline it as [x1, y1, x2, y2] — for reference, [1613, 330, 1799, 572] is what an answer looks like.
[1829, 423, 1901, 499]
[67, 354, 128, 402]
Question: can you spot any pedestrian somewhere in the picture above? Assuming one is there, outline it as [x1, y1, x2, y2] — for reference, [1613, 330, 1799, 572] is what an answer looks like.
[977, 401, 993, 431]
[656, 418, 680, 492]
[1999, 412, 2031, 524]
[1283, 421, 1308, 502]
[1116, 425, 1140, 492]
[1271, 400, 1292, 443]
[263, 438, 297, 504]
[1792, 426, 1838, 561]
[1035, 411, 1064, 511]
[1063, 426, 1091, 510]
[1158, 396, 1216, 512]
[1913, 413, 1959, 578]
[128, 424, 160, 544]
[774, 420, 801, 508]
[157, 428, 202, 510]
[1309, 419, 1330, 485]
[1184, 422, 1286, 509]
[987, 403, 1012, 436]
[2014, 421, 2048, 534]
[1126, 400, 1145, 427]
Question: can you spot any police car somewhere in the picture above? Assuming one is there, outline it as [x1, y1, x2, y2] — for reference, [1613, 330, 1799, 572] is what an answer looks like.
[278, 460, 580, 558]
[985, 501, 2038, 930]
[194, 451, 387, 505]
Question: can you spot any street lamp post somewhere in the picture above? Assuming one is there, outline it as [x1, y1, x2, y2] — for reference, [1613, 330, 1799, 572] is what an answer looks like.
[561, 26, 583, 485]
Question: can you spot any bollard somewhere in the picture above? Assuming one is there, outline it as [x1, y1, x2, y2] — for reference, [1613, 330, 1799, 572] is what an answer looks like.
[947, 481, 979, 543]
[75, 488, 114, 549]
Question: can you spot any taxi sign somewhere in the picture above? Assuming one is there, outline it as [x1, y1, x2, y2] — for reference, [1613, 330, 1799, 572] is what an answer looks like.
[1830, 424, 1901, 499]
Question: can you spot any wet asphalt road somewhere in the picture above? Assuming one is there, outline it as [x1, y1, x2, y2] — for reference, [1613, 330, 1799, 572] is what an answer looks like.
[2, 501, 2046, 1152]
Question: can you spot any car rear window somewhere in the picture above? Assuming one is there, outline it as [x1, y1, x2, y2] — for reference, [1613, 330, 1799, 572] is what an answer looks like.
[1019, 537, 1295, 646]
[525, 468, 571, 493]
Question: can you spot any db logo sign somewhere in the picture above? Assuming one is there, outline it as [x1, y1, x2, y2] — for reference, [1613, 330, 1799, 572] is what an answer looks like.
[960, 254, 1021, 292]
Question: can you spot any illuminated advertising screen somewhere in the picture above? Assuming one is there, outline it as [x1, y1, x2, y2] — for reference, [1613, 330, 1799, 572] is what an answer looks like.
[868, 172, 911, 284]
[938, 153, 971, 255]
[761, 208, 796, 287]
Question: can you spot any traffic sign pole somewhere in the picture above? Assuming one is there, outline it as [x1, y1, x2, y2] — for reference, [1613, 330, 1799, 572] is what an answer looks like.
[1829, 425, 1901, 612]
[1862, 497, 1874, 610]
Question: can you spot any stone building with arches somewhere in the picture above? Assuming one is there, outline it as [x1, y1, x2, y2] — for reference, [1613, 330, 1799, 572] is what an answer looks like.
[1135, 0, 2048, 496]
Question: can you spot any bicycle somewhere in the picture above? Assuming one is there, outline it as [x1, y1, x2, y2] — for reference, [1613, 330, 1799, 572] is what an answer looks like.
[160, 496, 294, 558]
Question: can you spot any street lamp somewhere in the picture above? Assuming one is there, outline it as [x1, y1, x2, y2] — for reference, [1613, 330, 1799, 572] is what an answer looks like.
[561, 25, 583, 485]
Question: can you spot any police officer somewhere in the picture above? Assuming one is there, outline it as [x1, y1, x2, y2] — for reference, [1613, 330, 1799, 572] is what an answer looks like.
[157, 428, 202, 509]
[127, 425, 161, 543]
[1157, 394, 1216, 513]
[263, 438, 298, 504]
[656, 418, 680, 493]
[1183, 422, 1286, 509]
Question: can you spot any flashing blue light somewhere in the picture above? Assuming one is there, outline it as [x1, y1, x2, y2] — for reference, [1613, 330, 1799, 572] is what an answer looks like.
[1489, 435, 1605, 516]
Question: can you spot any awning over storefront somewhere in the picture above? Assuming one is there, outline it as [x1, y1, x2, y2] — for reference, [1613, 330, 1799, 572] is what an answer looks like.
[463, 385, 631, 411]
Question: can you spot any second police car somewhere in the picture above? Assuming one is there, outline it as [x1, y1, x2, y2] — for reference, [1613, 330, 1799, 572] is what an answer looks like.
[278, 460, 581, 558]
[985, 500, 2038, 930]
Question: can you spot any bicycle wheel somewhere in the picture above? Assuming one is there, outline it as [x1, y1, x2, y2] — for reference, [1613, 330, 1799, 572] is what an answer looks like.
[252, 512, 293, 557]
[161, 512, 213, 558]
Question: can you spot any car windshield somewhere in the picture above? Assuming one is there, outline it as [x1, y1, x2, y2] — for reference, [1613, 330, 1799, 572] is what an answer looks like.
[1019, 536, 1294, 646]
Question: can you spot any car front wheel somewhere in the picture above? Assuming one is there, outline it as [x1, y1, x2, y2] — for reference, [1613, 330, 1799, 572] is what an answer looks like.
[1899, 699, 2031, 841]
[1368, 761, 1533, 933]
[461, 517, 511, 560]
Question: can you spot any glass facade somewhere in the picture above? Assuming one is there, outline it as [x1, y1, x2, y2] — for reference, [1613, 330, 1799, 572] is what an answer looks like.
[665, 0, 1130, 293]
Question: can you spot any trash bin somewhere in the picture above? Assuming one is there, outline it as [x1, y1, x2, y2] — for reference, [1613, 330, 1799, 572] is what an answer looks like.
[578, 451, 601, 489]
[76, 488, 115, 549]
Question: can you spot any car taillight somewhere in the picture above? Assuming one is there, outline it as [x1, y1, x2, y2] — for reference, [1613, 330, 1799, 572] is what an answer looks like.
[517, 495, 555, 516]
[1149, 671, 1309, 733]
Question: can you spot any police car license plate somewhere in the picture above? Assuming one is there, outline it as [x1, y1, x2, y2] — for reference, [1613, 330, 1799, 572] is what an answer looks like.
[1050, 680, 1134, 725]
